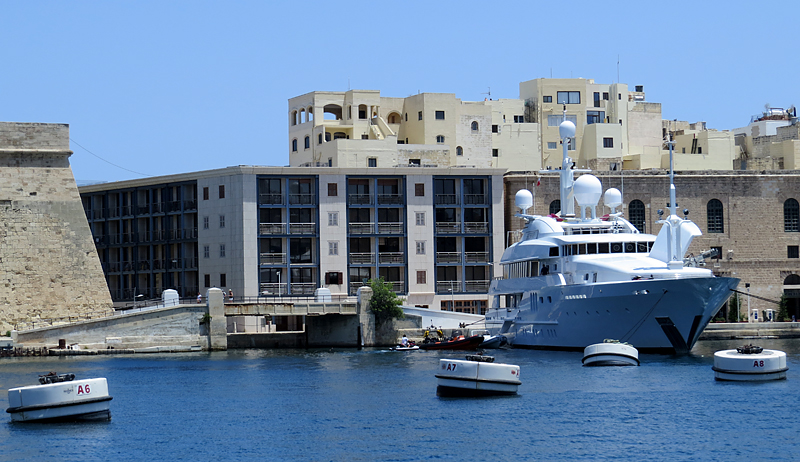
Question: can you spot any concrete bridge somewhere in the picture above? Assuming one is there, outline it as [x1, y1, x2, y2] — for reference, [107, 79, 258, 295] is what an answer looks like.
[12, 288, 385, 351]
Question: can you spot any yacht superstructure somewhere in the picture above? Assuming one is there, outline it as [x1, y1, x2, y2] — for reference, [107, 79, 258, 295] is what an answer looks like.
[485, 109, 739, 353]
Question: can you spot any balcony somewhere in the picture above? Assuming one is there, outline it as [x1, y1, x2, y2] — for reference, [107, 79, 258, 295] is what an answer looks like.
[259, 193, 284, 205]
[260, 253, 287, 265]
[152, 203, 166, 214]
[378, 252, 404, 264]
[259, 282, 287, 295]
[260, 222, 286, 234]
[122, 232, 136, 244]
[184, 257, 198, 269]
[377, 222, 403, 234]
[383, 280, 406, 293]
[464, 194, 488, 205]
[107, 262, 121, 273]
[350, 223, 374, 234]
[290, 283, 317, 295]
[436, 252, 461, 263]
[435, 222, 460, 234]
[349, 194, 373, 205]
[465, 280, 490, 292]
[436, 281, 460, 293]
[435, 194, 459, 205]
[121, 205, 134, 216]
[289, 222, 316, 234]
[167, 200, 182, 212]
[289, 194, 315, 205]
[349, 282, 369, 295]
[377, 194, 403, 205]
[136, 205, 150, 215]
[350, 253, 375, 264]
[465, 251, 489, 263]
[106, 207, 120, 218]
[91, 209, 104, 220]
[465, 222, 489, 234]
[183, 199, 197, 210]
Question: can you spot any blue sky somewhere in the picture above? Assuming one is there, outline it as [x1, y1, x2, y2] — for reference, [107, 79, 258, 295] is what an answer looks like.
[3, 0, 798, 183]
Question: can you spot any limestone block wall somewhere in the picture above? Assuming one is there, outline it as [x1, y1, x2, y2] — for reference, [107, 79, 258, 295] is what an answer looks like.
[0, 122, 112, 333]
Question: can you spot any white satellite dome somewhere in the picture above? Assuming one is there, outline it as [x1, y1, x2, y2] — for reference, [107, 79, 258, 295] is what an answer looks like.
[604, 188, 622, 210]
[559, 120, 576, 139]
[573, 175, 602, 208]
[515, 189, 533, 213]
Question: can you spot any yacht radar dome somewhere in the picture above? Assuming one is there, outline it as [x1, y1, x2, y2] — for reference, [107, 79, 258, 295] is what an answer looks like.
[573, 175, 601, 218]
[515, 189, 533, 214]
[604, 188, 622, 212]
[559, 120, 576, 140]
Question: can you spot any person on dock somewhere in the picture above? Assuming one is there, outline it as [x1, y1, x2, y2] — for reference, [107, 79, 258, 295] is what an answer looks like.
[196, 293, 203, 304]
[228, 289, 234, 302]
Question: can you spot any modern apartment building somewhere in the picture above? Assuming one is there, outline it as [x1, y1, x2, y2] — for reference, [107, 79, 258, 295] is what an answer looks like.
[79, 166, 505, 314]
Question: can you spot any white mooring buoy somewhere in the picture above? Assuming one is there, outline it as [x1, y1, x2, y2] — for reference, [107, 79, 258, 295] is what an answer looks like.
[712, 345, 788, 382]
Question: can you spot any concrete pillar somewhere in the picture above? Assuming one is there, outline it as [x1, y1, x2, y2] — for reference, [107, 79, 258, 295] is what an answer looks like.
[357, 287, 376, 346]
[207, 288, 227, 350]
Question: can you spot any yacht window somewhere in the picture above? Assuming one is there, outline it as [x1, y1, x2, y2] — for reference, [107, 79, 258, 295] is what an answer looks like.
[571, 245, 578, 255]
[593, 273, 598, 283]
[637, 242, 649, 252]
[611, 243, 623, 253]
[599, 243, 609, 253]
[549, 247, 559, 257]
[547, 296, 552, 303]
[584, 273, 589, 281]
[578, 244, 587, 255]
[587, 243, 597, 254]
[539, 297, 543, 304]
[625, 242, 635, 253]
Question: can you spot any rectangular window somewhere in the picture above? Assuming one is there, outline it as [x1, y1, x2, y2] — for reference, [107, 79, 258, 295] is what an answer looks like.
[328, 183, 337, 196]
[603, 137, 614, 148]
[492, 125, 498, 133]
[435, 110, 445, 120]
[416, 270, 426, 284]
[329, 241, 339, 256]
[361, 134, 369, 139]
[492, 149, 499, 157]
[547, 142, 558, 150]
[219, 215, 225, 228]
[204, 274, 210, 288]
[220, 244, 226, 258]
[603, 92, 609, 100]
[220, 273, 226, 287]
[587, 111, 605, 125]
[415, 183, 424, 197]
[203, 245, 210, 258]
[318, 133, 323, 144]
[203, 187, 209, 200]
[219, 185, 225, 199]
[548, 114, 577, 126]
[543, 95, 552, 103]
[416, 241, 425, 255]
[557, 91, 580, 104]
[203, 216, 209, 229]
[415, 212, 425, 226]
[368, 158, 377, 167]
[789, 246, 799, 259]
[514, 115, 524, 123]
[418, 111, 422, 120]
[409, 159, 420, 166]
[594, 92, 601, 107]
[328, 212, 338, 226]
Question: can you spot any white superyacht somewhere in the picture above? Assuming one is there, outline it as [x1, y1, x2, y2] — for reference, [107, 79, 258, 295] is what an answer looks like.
[485, 111, 739, 353]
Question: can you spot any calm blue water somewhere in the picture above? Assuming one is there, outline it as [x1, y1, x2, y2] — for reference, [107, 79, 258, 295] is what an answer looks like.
[1, 339, 799, 462]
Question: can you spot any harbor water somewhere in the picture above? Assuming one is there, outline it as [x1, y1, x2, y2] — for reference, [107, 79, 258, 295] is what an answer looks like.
[1, 339, 799, 461]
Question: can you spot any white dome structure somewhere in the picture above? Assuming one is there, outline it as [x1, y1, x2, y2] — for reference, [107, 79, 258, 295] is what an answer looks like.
[515, 189, 533, 213]
[604, 188, 622, 213]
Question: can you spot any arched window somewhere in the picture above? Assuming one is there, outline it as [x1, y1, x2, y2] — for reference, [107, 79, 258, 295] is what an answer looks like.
[333, 132, 346, 140]
[436, 135, 445, 144]
[456, 146, 463, 156]
[291, 139, 298, 152]
[471, 121, 479, 131]
[304, 136, 310, 149]
[549, 200, 561, 215]
[318, 133, 323, 144]
[306, 106, 313, 122]
[291, 111, 298, 126]
[325, 132, 331, 142]
[707, 199, 724, 233]
[628, 200, 646, 233]
[785, 198, 799, 232]
[785, 274, 800, 285]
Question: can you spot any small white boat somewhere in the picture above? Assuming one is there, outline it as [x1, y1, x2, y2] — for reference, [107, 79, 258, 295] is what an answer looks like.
[6, 373, 112, 422]
[390, 345, 419, 351]
[435, 355, 521, 397]
[583, 340, 640, 366]
[713, 345, 788, 381]
[479, 334, 507, 349]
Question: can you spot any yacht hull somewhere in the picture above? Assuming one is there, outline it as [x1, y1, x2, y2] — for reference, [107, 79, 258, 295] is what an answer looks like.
[487, 276, 739, 353]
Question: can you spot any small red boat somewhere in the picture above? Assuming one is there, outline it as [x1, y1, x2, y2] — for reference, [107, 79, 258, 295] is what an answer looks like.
[419, 334, 485, 351]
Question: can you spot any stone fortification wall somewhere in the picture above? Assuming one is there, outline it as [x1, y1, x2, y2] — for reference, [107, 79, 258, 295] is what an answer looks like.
[503, 170, 800, 314]
[0, 122, 112, 333]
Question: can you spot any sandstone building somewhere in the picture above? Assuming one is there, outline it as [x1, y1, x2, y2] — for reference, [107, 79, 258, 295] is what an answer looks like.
[0, 122, 112, 332]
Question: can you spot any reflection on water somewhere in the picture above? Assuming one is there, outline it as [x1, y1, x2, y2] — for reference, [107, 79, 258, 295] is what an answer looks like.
[1, 339, 799, 461]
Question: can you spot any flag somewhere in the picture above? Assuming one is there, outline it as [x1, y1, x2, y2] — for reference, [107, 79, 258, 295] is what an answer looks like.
[536, 178, 541, 187]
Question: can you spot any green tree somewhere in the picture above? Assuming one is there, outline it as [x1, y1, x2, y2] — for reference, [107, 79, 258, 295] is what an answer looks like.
[727, 292, 741, 322]
[777, 294, 790, 322]
[368, 278, 404, 324]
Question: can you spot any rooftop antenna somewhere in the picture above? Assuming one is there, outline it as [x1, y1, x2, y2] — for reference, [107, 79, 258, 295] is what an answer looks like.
[617, 55, 620, 84]
[482, 87, 491, 100]
[559, 104, 576, 216]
